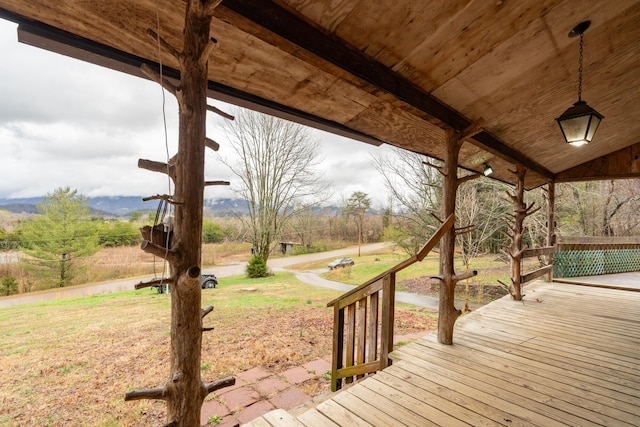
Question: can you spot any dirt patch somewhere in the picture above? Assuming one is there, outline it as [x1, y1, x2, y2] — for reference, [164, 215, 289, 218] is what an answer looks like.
[0, 286, 435, 426]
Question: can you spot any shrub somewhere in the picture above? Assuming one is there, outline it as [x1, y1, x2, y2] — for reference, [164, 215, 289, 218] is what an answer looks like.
[246, 255, 268, 278]
[1, 276, 19, 296]
[202, 220, 225, 244]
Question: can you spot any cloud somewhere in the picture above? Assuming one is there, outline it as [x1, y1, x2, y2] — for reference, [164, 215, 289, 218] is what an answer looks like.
[0, 18, 390, 205]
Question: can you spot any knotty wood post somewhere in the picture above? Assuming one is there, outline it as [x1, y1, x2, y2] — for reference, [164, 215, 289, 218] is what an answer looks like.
[167, 3, 210, 422]
[546, 182, 556, 281]
[504, 165, 539, 301]
[511, 166, 525, 300]
[437, 129, 463, 345]
[125, 2, 235, 426]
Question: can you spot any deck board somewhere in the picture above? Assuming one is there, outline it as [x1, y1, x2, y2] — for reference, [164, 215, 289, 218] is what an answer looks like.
[244, 282, 640, 426]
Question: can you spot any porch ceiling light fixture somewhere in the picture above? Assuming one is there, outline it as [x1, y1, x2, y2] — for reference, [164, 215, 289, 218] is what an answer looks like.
[556, 20, 603, 147]
[483, 163, 493, 176]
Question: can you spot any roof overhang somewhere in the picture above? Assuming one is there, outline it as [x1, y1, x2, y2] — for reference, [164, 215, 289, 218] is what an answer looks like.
[1, 0, 639, 189]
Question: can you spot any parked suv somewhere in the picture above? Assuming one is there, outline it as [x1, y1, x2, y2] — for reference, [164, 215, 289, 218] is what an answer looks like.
[201, 274, 218, 289]
[156, 273, 218, 293]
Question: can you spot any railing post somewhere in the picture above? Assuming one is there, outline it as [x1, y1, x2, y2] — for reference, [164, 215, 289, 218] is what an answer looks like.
[345, 304, 356, 384]
[356, 297, 367, 380]
[331, 305, 344, 391]
[327, 216, 453, 390]
[366, 292, 379, 365]
[546, 182, 555, 281]
[380, 273, 395, 367]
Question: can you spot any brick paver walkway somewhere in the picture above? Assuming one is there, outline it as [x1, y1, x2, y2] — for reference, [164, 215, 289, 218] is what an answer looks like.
[200, 332, 425, 426]
[200, 358, 331, 426]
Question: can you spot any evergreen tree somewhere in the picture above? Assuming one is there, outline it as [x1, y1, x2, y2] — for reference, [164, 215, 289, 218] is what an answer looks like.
[19, 187, 99, 288]
[344, 191, 371, 256]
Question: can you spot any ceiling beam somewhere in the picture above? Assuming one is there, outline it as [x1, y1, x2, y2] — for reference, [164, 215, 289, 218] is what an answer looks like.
[1, 9, 383, 148]
[217, 0, 554, 179]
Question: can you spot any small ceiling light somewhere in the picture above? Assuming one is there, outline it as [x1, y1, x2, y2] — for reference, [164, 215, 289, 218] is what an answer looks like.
[556, 20, 603, 147]
[483, 163, 493, 176]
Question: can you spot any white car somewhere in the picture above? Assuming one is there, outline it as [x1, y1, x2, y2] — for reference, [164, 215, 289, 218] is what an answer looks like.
[328, 257, 355, 270]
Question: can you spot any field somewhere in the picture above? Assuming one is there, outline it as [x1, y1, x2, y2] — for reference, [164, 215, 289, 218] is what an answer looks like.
[0, 271, 436, 426]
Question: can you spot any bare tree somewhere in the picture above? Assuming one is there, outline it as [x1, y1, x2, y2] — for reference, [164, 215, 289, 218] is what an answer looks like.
[456, 178, 510, 310]
[558, 180, 640, 237]
[220, 109, 327, 265]
[372, 147, 442, 255]
[287, 203, 324, 249]
[601, 180, 640, 236]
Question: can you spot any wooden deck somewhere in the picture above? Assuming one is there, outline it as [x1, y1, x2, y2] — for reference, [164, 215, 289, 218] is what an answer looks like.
[554, 271, 640, 292]
[244, 282, 640, 426]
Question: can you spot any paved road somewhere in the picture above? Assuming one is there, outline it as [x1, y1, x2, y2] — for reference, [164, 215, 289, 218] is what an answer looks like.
[292, 270, 439, 309]
[0, 242, 438, 310]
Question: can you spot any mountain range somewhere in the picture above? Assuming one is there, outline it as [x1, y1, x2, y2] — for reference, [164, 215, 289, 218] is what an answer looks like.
[0, 196, 251, 217]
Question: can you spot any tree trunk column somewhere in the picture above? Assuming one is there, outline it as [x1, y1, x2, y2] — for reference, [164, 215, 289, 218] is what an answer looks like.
[166, 2, 212, 425]
[438, 130, 462, 345]
[546, 182, 555, 281]
[510, 165, 526, 301]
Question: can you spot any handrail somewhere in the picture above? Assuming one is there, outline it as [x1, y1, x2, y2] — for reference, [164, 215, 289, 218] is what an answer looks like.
[328, 214, 454, 391]
[520, 245, 555, 285]
[327, 214, 455, 308]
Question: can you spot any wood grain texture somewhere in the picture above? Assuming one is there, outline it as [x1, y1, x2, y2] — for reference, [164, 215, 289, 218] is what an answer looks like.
[247, 281, 640, 426]
[2, 0, 639, 187]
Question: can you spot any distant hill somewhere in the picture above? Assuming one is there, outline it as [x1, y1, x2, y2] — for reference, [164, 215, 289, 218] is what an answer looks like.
[0, 196, 356, 217]
[0, 203, 39, 215]
[0, 196, 251, 217]
[0, 196, 149, 217]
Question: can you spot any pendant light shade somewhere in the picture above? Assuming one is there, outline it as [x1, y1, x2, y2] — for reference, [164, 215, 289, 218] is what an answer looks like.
[556, 100, 603, 147]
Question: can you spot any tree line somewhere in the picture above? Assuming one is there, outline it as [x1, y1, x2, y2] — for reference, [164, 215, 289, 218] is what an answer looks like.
[2, 109, 638, 293]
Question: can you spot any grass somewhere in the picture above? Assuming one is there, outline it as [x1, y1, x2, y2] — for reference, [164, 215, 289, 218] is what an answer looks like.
[317, 251, 540, 291]
[9, 242, 253, 293]
[0, 270, 436, 426]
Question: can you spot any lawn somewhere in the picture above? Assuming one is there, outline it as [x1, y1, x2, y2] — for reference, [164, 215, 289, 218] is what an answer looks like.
[0, 272, 436, 426]
[294, 249, 544, 308]
[318, 252, 539, 287]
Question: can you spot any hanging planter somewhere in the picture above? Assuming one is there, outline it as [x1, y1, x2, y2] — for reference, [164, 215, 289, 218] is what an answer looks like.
[139, 199, 173, 249]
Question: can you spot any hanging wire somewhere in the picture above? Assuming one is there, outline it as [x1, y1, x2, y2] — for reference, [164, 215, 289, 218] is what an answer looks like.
[152, 0, 173, 285]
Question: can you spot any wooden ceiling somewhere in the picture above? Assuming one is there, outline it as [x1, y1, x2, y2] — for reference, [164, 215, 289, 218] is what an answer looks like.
[1, 0, 639, 189]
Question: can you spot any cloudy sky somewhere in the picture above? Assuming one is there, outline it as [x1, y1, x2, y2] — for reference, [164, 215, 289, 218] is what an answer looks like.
[0, 19, 392, 207]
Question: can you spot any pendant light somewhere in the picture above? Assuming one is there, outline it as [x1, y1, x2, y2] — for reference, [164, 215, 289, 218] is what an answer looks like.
[555, 21, 603, 147]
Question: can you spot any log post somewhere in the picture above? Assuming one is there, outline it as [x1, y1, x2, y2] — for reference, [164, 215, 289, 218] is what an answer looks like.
[165, 2, 212, 425]
[546, 182, 556, 281]
[437, 129, 463, 344]
[126, 2, 236, 426]
[507, 165, 527, 301]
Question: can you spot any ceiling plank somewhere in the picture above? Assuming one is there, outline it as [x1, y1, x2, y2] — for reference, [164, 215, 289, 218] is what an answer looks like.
[6, 12, 384, 148]
[554, 141, 640, 182]
[216, 0, 554, 180]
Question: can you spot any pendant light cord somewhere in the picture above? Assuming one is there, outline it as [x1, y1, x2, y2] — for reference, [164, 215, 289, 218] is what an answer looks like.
[577, 33, 584, 102]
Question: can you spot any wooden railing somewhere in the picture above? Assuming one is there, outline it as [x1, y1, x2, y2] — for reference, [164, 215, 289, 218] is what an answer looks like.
[520, 246, 554, 284]
[326, 215, 454, 391]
